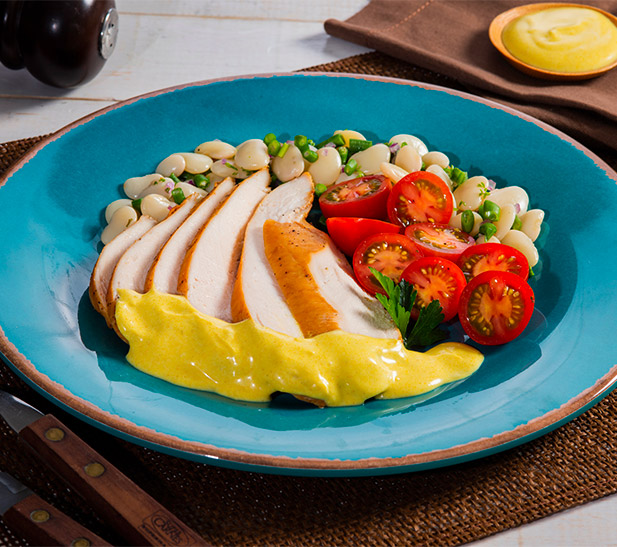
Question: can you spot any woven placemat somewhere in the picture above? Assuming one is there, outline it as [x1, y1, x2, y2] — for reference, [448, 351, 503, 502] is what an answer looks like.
[1, 52, 617, 546]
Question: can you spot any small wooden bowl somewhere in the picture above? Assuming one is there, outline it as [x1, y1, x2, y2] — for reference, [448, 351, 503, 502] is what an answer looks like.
[489, 2, 617, 81]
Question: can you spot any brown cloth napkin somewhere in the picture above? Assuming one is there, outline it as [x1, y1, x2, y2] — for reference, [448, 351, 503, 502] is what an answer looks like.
[325, 0, 617, 152]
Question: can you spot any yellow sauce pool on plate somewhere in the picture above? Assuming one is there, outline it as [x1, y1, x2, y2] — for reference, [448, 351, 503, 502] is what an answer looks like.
[502, 6, 617, 73]
[115, 289, 484, 407]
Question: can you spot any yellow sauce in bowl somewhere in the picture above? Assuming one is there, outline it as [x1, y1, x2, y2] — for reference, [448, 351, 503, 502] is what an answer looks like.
[115, 289, 484, 407]
[502, 6, 617, 73]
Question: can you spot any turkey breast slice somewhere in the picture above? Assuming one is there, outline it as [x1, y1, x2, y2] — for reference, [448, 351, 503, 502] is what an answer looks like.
[178, 169, 270, 321]
[231, 172, 314, 337]
[89, 215, 157, 324]
[145, 177, 234, 294]
[106, 194, 200, 323]
[263, 220, 400, 339]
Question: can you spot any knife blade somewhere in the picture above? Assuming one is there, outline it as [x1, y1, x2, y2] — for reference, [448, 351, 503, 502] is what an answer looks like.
[0, 471, 110, 546]
[0, 390, 208, 546]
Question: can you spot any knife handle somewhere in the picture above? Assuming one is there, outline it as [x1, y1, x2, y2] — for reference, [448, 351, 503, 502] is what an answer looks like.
[19, 414, 208, 546]
[3, 491, 110, 546]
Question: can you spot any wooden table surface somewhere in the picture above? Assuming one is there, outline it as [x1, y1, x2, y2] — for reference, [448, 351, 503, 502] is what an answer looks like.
[1, 1, 615, 545]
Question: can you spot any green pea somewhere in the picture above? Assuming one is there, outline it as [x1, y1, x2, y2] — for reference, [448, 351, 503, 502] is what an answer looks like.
[461, 209, 475, 233]
[303, 149, 318, 163]
[294, 135, 308, 152]
[315, 183, 328, 197]
[264, 133, 277, 145]
[171, 187, 186, 205]
[479, 199, 501, 222]
[511, 215, 522, 230]
[344, 158, 358, 176]
[192, 174, 209, 189]
[267, 139, 281, 156]
[131, 198, 142, 214]
[337, 146, 348, 164]
[479, 222, 497, 240]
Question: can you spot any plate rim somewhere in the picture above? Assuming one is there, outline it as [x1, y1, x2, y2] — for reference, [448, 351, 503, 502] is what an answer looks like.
[1, 71, 617, 474]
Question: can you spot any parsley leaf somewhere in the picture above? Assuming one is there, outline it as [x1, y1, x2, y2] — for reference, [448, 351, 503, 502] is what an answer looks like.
[370, 268, 447, 349]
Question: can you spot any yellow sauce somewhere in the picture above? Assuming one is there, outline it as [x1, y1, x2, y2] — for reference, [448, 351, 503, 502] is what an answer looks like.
[502, 6, 617, 73]
[115, 289, 483, 407]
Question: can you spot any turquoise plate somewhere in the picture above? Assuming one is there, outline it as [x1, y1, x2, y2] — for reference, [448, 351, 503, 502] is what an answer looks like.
[1, 73, 616, 477]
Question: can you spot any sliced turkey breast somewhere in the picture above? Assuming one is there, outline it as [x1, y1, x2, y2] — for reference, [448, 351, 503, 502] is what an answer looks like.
[263, 220, 400, 339]
[178, 169, 270, 321]
[145, 177, 234, 294]
[89, 215, 157, 323]
[231, 172, 314, 337]
[106, 194, 200, 324]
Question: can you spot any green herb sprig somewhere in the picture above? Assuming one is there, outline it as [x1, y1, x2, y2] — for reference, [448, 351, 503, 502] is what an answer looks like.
[370, 268, 447, 349]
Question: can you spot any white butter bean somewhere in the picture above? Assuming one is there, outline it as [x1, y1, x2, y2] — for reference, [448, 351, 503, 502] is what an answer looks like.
[137, 177, 175, 199]
[156, 154, 186, 177]
[195, 140, 236, 159]
[519, 209, 545, 242]
[309, 147, 342, 186]
[179, 152, 212, 174]
[105, 198, 132, 223]
[211, 159, 251, 179]
[175, 182, 207, 198]
[272, 144, 304, 182]
[494, 204, 517, 240]
[426, 164, 453, 188]
[140, 194, 173, 222]
[234, 139, 270, 170]
[487, 186, 529, 215]
[380, 162, 408, 183]
[501, 230, 539, 266]
[101, 206, 137, 245]
[453, 176, 489, 211]
[389, 134, 428, 156]
[475, 234, 501, 245]
[395, 144, 422, 173]
[334, 171, 360, 185]
[450, 211, 483, 236]
[123, 173, 163, 199]
[422, 151, 450, 169]
[334, 129, 365, 146]
[351, 143, 390, 175]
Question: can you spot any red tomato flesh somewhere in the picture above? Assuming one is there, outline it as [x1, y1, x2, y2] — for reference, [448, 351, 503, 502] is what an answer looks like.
[458, 242, 529, 282]
[326, 217, 401, 256]
[352, 233, 423, 295]
[401, 257, 466, 321]
[404, 222, 475, 261]
[319, 175, 391, 219]
[387, 171, 454, 227]
[458, 270, 535, 345]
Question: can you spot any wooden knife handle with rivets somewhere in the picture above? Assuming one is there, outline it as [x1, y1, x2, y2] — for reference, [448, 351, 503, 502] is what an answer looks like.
[19, 414, 208, 546]
[3, 491, 110, 546]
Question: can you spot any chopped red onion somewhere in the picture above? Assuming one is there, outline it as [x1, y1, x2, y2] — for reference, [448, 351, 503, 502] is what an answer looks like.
[389, 142, 400, 154]
[487, 179, 497, 191]
[514, 203, 521, 214]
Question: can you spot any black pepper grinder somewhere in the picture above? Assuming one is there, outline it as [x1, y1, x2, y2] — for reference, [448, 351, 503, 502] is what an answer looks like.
[0, 0, 118, 88]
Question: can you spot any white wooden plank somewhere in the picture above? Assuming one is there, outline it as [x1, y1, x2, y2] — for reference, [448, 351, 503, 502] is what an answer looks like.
[471, 492, 617, 546]
[118, 0, 369, 21]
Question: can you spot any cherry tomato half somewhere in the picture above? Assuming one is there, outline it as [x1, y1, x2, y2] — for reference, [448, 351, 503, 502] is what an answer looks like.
[319, 175, 391, 219]
[404, 222, 475, 261]
[458, 242, 529, 282]
[326, 217, 401, 257]
[387, 171, 454, 227]
[353, 233, 423, 296]
[458, 270, 535, 345]
[401, 257, 466, 321]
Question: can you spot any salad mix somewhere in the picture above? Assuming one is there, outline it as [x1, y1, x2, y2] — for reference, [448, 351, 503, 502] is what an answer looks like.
[99, 129, 545, 347]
